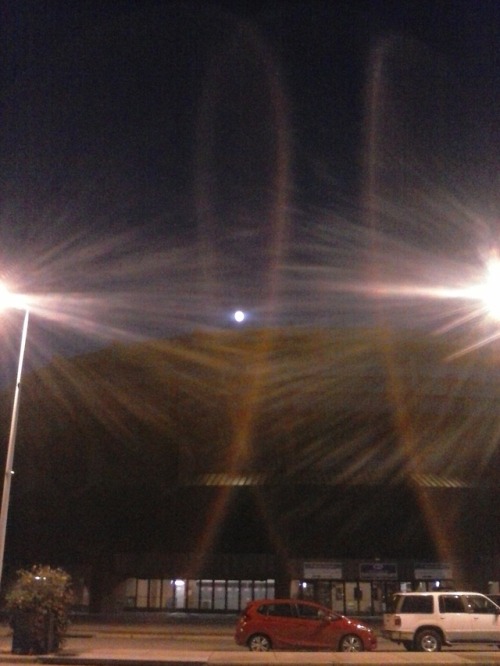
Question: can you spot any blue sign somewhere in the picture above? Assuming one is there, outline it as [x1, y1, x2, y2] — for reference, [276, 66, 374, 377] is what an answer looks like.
[359, 562, 398, 580]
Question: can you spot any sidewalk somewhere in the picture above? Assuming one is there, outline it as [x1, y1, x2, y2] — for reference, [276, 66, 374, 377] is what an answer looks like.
[29, 650, 500, 665]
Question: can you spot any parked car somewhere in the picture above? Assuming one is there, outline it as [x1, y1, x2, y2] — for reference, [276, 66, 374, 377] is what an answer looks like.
[234, 598, 377, 652]
[383, 591, 500, 652]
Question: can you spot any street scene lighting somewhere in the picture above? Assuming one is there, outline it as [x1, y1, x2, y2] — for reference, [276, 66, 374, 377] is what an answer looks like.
[481, 256, 500, 320]
[458, 254, 500, 323]
[0, 284, 26, 313]
[0, 284, 30, 589]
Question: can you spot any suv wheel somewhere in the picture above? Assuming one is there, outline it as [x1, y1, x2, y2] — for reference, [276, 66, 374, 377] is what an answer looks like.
[415, 629, 442, 652]
[248, 634, 271, 651]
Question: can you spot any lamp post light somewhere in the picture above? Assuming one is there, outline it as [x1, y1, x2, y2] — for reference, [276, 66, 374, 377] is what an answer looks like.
[0, 285, 30, 589]
[462, 254, 500, 322]
[481, 255, 500, 321]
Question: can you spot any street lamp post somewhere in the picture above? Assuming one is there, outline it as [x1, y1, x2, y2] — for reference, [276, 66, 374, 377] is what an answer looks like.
[0, 305, 30, 589]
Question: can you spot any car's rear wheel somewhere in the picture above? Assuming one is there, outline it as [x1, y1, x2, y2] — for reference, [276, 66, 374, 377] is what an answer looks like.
[339, 634, 364, 652]
[247, 634, 272, 651]
[415, 629, 442, 652]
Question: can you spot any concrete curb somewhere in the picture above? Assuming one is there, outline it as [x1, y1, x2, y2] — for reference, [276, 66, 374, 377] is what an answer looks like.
[39, 660, 205, 666]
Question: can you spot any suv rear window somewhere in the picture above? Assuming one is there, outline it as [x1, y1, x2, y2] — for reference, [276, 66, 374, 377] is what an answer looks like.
[400, 595, 434, 614]
[466, 595, 499, 614]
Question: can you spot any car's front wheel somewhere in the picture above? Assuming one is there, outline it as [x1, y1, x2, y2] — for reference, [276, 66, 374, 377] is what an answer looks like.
[415, 629, 442, 652]
[339, 634, 364, 652]
[247, 634, 272, 651]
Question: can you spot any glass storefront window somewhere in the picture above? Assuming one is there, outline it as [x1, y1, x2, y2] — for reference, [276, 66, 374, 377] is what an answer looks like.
[174, 579, 186, 609]
[161, 580, 174, 610]
[296, 581, 345, 614]
[136, 579, 149, 608]
[227, 580, 240, 610]
[187, 580, 200, 609]
[331, 582, 344, 613]
[254, 580, 274, 600]
[299, 581, 315, 600]
[200, 580, 212, 610]
[344, 582, 360, 615]
[121, 578, 275, 612]
[123, 578, 137, 608]
[148, 579, 162, 609]
[214, 580, 226, 610]
[240, 581, 253, 607]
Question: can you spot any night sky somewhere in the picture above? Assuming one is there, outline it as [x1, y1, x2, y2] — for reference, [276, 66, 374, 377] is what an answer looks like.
[0, 0, 498, 588]
[0, 0, 498, 367]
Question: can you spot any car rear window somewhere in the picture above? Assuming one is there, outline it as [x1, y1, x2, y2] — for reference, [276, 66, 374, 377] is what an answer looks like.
[400, 595, 434, 614]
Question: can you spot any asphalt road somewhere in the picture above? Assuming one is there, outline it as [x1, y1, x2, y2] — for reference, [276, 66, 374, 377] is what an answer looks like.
[64, 631, 398, 652]
[64, 616, 401, 651]
[66, 630, 500, 653]
[2, 616, 500, 665]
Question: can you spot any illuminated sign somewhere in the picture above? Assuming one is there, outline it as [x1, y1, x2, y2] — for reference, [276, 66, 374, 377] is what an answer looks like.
[303, 561, 343, 579]
[414, 563, 452, 580]
[359, 562, 398, 579]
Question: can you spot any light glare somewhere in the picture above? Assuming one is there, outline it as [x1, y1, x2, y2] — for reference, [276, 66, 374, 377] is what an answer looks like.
[0, 283, 27, 312]
[482, 258, 500, 320]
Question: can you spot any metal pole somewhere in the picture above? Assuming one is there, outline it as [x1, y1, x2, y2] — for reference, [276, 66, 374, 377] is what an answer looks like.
[0, 308, 30, 589]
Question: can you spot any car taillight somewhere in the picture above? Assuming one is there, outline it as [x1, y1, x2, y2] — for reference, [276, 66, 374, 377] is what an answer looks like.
[395, 616, 401, 627]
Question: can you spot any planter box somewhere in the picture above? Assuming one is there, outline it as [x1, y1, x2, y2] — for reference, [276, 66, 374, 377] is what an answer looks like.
[11, 611, 58, 655]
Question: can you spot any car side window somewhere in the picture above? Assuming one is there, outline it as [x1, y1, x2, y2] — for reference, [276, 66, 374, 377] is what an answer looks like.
[296, 603, 323, 620]
[265, 603, 294, 617]
[466, 595, 498, 614]
[439, 595, 466, 613]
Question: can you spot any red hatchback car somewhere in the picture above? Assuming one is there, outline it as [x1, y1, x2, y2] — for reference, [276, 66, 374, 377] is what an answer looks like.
[234, 599, 377, 652]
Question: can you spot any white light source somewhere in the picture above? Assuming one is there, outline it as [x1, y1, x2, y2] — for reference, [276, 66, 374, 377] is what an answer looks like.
[233, 310, 245, 323]
[0, 283, 28, 313]
[463, 255, 500, 321]
[481, 256, 500, 320]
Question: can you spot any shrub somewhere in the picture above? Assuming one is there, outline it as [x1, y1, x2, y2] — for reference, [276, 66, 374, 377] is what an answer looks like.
[5, 565, 74, 653]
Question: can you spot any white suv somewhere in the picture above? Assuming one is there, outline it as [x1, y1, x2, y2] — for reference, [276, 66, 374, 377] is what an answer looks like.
[383, 591, 500, 652]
